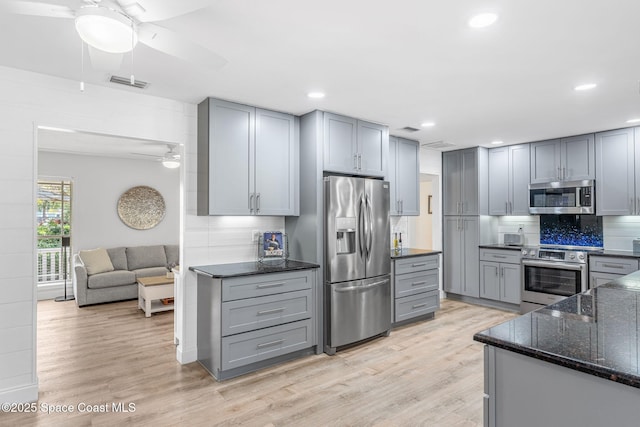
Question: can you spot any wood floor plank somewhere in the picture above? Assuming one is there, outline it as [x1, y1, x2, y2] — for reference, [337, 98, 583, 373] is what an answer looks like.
[1, 298, 517, 426]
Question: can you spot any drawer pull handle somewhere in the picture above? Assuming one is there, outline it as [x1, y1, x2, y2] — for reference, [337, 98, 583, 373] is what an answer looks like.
[257, 339, 284, 349]
[411, 263, 427, 267]
[257, 307, 286, 315]
[412, 303, 428, 309]
[602, 263, 624, 269]
[411, 281, 427, 286]
[257, 282, 286, 289]
[492, 255, 507, 259]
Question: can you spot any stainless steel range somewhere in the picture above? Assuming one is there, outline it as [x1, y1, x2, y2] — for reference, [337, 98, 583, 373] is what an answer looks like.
[520, 246, 589, 313]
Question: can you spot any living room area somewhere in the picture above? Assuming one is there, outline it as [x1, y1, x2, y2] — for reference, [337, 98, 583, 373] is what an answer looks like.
[36, 128, 181, 314]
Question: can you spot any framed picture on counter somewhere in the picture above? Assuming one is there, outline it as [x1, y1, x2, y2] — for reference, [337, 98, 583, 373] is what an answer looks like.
[262, 232, 284, 258]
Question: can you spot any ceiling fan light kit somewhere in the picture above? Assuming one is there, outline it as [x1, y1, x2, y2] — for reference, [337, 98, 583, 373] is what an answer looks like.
[75, 5, 138, 54]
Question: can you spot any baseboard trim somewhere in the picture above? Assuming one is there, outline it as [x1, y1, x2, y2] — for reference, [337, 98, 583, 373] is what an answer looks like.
[0, 381, 38, 403]
[176, 346, 197, 365]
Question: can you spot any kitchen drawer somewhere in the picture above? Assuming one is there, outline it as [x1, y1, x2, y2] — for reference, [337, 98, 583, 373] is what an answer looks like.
[590, 271, 623, 289]
[395, 255, 439, 275]
[221, 319, 313, 371]
[395, 270, 439, 298]
[479, 248, 520, 264]
[222, 270, 313, 302]
[394, 290, 439, 322]
[221, 289, 312, 336]
[589, 256, 639, 275]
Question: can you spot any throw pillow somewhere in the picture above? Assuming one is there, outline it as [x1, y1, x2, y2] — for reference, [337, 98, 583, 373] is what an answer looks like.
[79, 248, 115, 276]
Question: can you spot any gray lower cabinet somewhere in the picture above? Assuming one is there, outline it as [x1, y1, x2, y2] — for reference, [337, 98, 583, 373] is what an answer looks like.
[197, 97, 299, 216]
[391, 254, 440, 324]
[479, 249, 521, 305]
[444, 216, 479, 297]
[197, 269, 317, 380]
[389, 136, 420, 216]
[589, 255, 639, 288]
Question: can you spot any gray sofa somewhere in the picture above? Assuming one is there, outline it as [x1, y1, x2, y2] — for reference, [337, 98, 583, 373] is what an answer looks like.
[73, 244, 179, 307]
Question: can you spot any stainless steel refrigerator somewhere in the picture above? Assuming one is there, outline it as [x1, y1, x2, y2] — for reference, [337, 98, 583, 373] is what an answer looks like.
[324, 175, 391, 354]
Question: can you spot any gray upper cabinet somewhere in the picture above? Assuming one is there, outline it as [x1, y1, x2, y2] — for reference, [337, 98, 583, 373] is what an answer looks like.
[488, 144, 530, 215]
[323, 112, 387, 177]
[197, 98, 299, 216]
[595, 128, 636, 215]
[389, 136, 419, 216]
[443, 147, 488, 215]
[530, 134, 595, 183]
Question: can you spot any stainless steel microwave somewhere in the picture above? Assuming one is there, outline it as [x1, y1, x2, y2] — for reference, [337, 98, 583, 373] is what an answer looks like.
[529, 179, 594, 214]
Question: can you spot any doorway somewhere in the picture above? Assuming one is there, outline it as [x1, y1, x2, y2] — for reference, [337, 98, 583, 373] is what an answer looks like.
[408, 173, 441, 250]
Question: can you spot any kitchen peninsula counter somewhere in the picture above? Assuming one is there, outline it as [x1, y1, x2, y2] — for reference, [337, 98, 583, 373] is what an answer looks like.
[475, 271, 640, 426]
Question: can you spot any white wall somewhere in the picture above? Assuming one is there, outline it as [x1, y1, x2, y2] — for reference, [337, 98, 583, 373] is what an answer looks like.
[0, 65, 196, 404]
[420, 149, 442, 250]
[38, 151, 179, 252]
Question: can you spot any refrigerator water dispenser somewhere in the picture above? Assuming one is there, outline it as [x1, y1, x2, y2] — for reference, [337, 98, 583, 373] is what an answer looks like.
[336, 217, 356, 254]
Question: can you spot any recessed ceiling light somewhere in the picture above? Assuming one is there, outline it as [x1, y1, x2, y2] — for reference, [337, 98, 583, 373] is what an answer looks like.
[468, 13, 498, 28]
[626, 118, 640, 124]
[307, 92, 325, 99]
[491, 140, 504, 145]
[421, 122, 436, 127]
[574, 83, 597, 91]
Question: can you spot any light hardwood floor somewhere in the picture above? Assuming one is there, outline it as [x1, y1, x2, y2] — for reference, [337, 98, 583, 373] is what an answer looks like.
[3, 298, 517, 426]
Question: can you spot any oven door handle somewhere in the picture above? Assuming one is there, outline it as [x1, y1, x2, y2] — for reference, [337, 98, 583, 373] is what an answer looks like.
[521, 259, 585, 271]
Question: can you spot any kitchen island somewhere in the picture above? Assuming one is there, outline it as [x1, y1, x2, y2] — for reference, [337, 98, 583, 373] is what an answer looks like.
[474, 271, 640, 426]
[190, 260, 320, 380]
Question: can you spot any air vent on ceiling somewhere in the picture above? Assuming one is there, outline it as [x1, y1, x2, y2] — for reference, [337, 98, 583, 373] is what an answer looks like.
[421, 140, 456, 150]
[400, 126, 420, 133]
[109, 75, 148, 89]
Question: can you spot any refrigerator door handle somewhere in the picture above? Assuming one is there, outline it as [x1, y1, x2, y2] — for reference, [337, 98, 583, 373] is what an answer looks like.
[366, 194, 373, 259]
[358, 195, 366, 259]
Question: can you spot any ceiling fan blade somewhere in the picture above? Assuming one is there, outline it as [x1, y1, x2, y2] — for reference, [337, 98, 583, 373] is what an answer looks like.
[1, 0, 75, 18]
[138, 22, 227, 71]
[115, 0, 213, 23]
[87, 46, 124, 71]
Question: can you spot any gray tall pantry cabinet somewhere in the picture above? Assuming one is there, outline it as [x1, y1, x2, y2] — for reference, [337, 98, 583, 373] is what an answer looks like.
[197, 98, 299, 216]
[442, 147, 490, 298]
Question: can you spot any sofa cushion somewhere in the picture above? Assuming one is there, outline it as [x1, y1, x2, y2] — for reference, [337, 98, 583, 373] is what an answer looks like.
[87, 270, 136, 289]
[165, 244, 179, 267]
[134, 267, 170, 279]
[79, 248, 114, 275]
[106, 247, 128, 271]
[126, 245, 167, 271]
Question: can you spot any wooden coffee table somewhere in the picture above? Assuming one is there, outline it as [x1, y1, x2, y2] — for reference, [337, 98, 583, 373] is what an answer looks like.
[138, 275, 174, 317]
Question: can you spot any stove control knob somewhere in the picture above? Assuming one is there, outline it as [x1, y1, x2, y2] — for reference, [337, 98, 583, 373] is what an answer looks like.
[529, 250, 536, 256]
[569, 254, 576, 260]
[578, 254, 585, 260]
[521, 249, 528, 256]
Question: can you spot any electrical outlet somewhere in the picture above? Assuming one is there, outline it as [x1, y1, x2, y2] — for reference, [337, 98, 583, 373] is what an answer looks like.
[252, 230, 260, 242]
[518, 224, 524, 230]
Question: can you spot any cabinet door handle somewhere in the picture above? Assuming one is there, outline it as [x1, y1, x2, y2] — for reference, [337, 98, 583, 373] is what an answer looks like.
[494, 266, 498, 277]
[509, 201, 512, 214]
[256, 193, 261, 213]
[257, 282, 285, 289]
[257, 307, 286, 315]
[636, 198, 639, 215]
[400, 200, 404, 214]
[412, 303, 428, 309]
[353, 154, 358, 170]
[257, 339, 285, 349]
[249, 193, 254, 213]
[557, 167, 561, 180]
[412, 263, 427, 267]
[500, 267, 504, 277]
[602, 263, 624, 269]
[562, 167, 566, 180]
[358, 153, 362, 170]
[493, 255, 507, 259]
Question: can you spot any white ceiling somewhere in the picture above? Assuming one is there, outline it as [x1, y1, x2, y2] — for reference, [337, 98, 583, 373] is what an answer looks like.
[3, 0, 640, 153]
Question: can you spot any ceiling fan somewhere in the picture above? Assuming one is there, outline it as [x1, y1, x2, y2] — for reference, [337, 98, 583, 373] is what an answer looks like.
[130, 144, 181, 168]
[3, 0, 227, 72]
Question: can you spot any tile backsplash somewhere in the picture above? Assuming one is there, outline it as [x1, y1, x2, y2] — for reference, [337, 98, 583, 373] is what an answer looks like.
[602, 216, 640, 251]
[496, 216, 540, 246]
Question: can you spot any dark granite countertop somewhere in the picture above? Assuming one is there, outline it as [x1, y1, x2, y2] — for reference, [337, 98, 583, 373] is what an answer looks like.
[590, 249, 640, 259]
[189, 259, 319, 278]
[479, 244, 524, 251]
[474, 271, 640, 389]
[390, 248, 441, 259]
